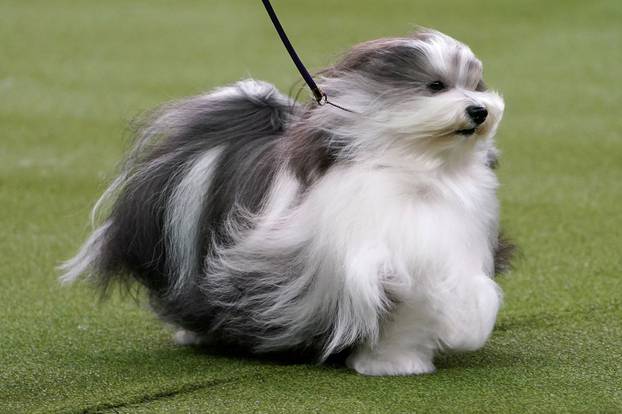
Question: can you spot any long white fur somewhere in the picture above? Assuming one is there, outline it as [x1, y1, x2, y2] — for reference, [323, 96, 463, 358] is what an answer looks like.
[165, 147, 223, 293]
[199, 33, 504, 372]
[204, 144, 502, 369]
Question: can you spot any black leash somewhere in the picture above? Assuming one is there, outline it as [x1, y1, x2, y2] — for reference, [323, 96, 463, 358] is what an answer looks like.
[261, 0, 356, 113]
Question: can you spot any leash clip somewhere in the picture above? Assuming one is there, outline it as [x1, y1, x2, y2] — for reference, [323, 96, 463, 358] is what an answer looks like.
[317, 92, 328, 106]
[261, 0, 356, 113]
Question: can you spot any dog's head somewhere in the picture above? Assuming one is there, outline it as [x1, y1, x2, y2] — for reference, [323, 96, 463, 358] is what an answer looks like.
[316, 29, 504, 161]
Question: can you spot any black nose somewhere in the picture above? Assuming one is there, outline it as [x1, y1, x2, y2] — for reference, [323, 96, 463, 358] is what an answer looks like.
[466, 105, 488, 125]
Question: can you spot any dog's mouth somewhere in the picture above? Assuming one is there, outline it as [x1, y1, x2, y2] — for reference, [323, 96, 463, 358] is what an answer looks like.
[455, 127, 477, 136]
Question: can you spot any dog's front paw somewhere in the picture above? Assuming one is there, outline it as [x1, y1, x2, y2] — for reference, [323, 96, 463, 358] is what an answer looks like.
[346, 349, 435, 376]
[440, 275, 501, 352]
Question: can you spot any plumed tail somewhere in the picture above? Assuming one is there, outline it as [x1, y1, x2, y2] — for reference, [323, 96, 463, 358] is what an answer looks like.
[60, 79, 297, 294]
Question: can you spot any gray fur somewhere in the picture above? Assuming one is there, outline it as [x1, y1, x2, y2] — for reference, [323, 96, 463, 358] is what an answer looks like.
[65, 81, 298, 294]
[320, 35, 483, 96]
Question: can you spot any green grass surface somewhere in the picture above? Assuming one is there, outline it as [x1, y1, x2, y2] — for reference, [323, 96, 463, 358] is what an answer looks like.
[1, 0, 621, 412]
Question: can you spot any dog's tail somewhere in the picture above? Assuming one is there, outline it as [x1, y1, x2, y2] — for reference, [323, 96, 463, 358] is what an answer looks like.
[59, 79, 297, 294]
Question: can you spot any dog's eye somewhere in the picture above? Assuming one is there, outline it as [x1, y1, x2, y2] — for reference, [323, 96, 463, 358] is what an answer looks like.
[427, 81, 446, 92]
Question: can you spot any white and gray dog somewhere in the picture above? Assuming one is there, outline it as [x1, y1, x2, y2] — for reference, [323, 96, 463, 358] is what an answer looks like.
[62, 29, 513, 376]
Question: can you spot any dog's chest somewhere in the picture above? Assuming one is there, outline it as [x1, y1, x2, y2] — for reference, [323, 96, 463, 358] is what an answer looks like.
[301, 163, 498, 250]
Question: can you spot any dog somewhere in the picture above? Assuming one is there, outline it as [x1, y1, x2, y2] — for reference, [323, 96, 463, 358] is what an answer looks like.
[61, 28, 513, 376]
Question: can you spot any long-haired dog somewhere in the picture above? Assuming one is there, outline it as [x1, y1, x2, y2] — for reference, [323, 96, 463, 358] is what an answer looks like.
[61, 29, 513, 376]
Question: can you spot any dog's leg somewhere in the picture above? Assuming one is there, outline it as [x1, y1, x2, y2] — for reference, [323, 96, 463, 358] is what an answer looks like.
[346, 301, 437, 376]
[345, 273, 500, 375]
[338, 242, 438, 376]
[437, 273, 501, 352]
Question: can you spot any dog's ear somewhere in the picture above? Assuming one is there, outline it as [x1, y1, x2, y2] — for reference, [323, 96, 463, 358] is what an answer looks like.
[315, 38, 401, 78]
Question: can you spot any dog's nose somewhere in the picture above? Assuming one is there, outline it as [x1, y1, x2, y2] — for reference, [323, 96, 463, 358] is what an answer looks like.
[466, 106, 488, 125]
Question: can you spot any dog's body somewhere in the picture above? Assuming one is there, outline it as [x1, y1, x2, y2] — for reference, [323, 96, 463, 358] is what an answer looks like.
[62, 29, 511, 375]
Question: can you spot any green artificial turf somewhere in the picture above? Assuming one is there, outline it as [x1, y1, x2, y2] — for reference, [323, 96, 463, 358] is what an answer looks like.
[1, 0, 621, 412]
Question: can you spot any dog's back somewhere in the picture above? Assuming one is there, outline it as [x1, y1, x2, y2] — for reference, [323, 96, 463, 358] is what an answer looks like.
[61, 80, 296, 295]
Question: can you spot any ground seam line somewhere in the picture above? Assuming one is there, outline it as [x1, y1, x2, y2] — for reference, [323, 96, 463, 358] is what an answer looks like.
[66, 372, 264, 414]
